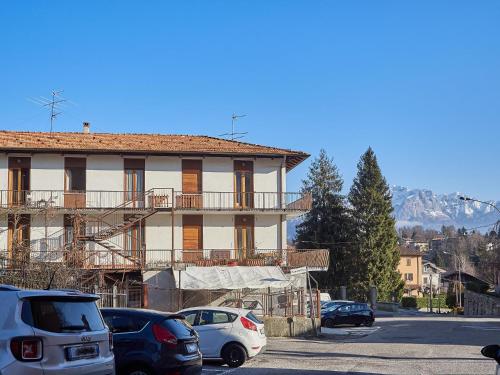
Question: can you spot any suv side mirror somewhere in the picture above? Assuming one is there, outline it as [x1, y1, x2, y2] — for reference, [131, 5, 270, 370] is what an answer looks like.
[481, 345, 500, 364]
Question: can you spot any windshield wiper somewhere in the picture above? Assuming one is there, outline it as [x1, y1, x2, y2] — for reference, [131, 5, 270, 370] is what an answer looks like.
[60, 325, 88, 332]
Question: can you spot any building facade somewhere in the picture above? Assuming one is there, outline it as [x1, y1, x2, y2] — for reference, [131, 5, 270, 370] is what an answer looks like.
[398, 246, 423, 297]
[0, 126, 327, 305]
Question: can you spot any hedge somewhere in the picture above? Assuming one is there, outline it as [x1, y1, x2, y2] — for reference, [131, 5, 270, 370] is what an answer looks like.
[416, 295, 449, 309]
[401, 297, 417, 308]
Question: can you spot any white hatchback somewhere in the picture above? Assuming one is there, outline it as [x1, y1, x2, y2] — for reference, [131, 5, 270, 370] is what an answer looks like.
[178, 306, 266, 367]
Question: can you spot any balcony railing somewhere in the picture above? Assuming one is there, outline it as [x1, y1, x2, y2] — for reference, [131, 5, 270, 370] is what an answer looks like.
[0, 189, 174, 210]
[174, 191, 312, 211]
[0, 248, 329, 271]
[0, 190, 312, 212]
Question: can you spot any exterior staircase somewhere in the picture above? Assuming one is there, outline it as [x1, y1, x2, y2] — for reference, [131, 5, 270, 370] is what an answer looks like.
[77, 189, 160, 268]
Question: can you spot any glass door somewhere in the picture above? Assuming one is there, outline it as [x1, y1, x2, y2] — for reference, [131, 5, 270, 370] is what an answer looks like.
[234, 161, 253, 208]
[8, 157, 30, 206]
[235, 215, 254, 261]
[124, 168, 145, 208]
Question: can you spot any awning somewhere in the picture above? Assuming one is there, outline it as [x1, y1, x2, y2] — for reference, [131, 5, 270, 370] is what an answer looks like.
[174, 266, 291, 290]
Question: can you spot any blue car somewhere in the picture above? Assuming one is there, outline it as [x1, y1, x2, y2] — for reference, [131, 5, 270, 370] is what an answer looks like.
[321, 302, 374, 328]
[101, 308, 202, 375]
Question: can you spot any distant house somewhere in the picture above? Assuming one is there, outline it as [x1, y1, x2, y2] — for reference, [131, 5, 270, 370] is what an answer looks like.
[422, 261, 447, 294]
[398, 246, 423, 297]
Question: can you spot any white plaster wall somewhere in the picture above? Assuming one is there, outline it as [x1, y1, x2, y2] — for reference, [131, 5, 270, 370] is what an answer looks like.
[30, 154, 65, 191]
[86, 155, 124, 191]
[30, 214, 64, 252]
[145, 213, 182, 262]
[203, 158, 233, 192]
[0, 155, 8, 191]
[254, 158, 281, 193]
[203, 215, 234, 249]
[86, 155, 124, 208]
[255, 215, 280, 250]
[145, 156, 182, 191]
[0, 214, 8, 250]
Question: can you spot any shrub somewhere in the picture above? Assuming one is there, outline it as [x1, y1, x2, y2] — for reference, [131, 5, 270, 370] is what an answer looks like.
[416, 295, 449, 309]
[401, 297, 417, 308]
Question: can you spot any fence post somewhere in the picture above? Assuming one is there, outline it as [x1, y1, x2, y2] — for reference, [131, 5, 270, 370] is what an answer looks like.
[113, 285, 119, 307]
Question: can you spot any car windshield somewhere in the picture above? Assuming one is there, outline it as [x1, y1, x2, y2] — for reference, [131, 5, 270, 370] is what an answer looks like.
[22, 297, 105, 333]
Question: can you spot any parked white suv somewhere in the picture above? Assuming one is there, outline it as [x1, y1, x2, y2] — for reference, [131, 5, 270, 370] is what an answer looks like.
[0, 285, 115, 375]
[178, 306, 266, 367]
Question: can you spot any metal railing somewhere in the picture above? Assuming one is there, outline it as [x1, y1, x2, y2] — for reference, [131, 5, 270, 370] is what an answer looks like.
[0, 190, 311, 212]
[0, 248, 328, 271]
[0, 189, 174, 210]
[173, 191, 312, 211]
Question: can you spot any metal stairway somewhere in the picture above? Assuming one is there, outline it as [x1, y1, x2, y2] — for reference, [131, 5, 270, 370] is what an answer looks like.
[77, 189, 160, 267]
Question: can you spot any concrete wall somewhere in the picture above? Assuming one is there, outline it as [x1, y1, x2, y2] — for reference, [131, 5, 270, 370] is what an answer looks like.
[145, 156, 182, 191]
[464, 290, 500, 317]
[262, 316, 320, 337]
[203, 215, 234, 249]
[255, 215, 280, 250]
[143, 269, 178, 311]
[254, 158, 281, 193]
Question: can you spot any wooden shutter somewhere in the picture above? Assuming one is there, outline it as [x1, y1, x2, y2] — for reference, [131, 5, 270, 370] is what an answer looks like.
[183, 215, 203, 261]
[182, 160, 202, 193]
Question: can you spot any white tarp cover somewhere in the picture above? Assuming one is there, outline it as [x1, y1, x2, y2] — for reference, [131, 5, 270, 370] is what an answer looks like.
[174, 266, 291, 290]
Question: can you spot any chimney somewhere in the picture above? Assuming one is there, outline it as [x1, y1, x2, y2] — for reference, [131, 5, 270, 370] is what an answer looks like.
[83, 122, 90, 134]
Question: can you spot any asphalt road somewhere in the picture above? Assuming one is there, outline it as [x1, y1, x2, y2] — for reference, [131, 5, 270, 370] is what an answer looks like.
[203, 316, 500, 375]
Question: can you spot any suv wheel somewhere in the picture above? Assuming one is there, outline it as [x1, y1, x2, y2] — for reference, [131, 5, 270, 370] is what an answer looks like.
[222, 343, 246, 368]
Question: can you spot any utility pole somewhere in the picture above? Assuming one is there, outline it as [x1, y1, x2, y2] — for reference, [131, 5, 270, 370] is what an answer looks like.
[429, 274, 433, 313]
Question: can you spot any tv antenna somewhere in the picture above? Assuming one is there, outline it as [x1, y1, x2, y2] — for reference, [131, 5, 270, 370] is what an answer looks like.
[28, 90, 68, 132]
[219, 113, 248, 141]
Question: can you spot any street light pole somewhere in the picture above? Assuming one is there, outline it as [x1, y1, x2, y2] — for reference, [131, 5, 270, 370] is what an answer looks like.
[459, 196, 500, 215]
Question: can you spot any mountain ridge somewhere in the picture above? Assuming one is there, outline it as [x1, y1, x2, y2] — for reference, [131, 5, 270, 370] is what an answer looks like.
[287, 186, 499, 241]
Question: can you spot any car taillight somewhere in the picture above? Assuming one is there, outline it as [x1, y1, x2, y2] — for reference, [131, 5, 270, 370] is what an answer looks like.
[10, 337, 43, 361]
[240, 316, 257, 331]
[108, 331, 113, 350]
[152, 323, 178, 349]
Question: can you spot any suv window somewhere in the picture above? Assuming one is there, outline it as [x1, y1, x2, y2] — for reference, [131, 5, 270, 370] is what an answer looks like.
[199, 311, 233, 325]
[22, 297, 105, 333]
[103, 314, 149, 333]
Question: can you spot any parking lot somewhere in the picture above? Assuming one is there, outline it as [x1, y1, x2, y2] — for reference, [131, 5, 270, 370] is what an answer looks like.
[202, 317, 500, 375]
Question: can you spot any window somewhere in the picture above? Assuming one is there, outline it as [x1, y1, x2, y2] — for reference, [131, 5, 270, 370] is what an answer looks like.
[199, 310, 232, 325]
[102, 314, 148, 333]
[182, 311, 198, 326]
[22, 298, 105, 333]
[404, 273, 414, 282]
[406, 258, 411, 266]
[65, 158, 86, 191]
[337, 305, 351, 312]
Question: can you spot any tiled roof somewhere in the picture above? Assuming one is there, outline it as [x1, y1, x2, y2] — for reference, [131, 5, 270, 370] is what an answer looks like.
[0, 131, 309, 170]
[399, 246, 422, 257]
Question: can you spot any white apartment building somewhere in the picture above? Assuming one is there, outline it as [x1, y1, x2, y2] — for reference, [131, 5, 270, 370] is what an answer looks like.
[0, 125, 327, 307]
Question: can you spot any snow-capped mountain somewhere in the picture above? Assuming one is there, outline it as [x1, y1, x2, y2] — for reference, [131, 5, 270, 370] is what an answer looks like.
[391, 186, 499, 230]
[287, 186, 499, 241]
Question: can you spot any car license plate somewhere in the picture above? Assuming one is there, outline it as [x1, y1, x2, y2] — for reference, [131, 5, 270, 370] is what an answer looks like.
[66, 344, 99, 361]
[185, 343, 198, 353]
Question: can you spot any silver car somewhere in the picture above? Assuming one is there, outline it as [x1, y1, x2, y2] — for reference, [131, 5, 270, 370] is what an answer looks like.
[0, 284, 114, 375]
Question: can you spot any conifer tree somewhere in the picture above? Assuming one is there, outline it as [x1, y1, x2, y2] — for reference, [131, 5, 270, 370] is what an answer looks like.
[296, 149, 352, 292]
[348, 147, 404, 301]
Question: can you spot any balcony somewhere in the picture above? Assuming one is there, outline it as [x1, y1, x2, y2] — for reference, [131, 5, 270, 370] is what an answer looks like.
[0, 190, 312, 213]
[0, 248, 329, 271]
[173, 191, 312, 212]
[0, 189, 174, 211]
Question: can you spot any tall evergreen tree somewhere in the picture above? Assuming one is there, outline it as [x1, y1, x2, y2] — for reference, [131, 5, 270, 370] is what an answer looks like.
[296, 149, 351, 292]
[348, 147, 404, 301]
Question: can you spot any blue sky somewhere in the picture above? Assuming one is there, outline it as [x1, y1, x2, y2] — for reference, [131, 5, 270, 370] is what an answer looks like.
[1, 1, 499, 199]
